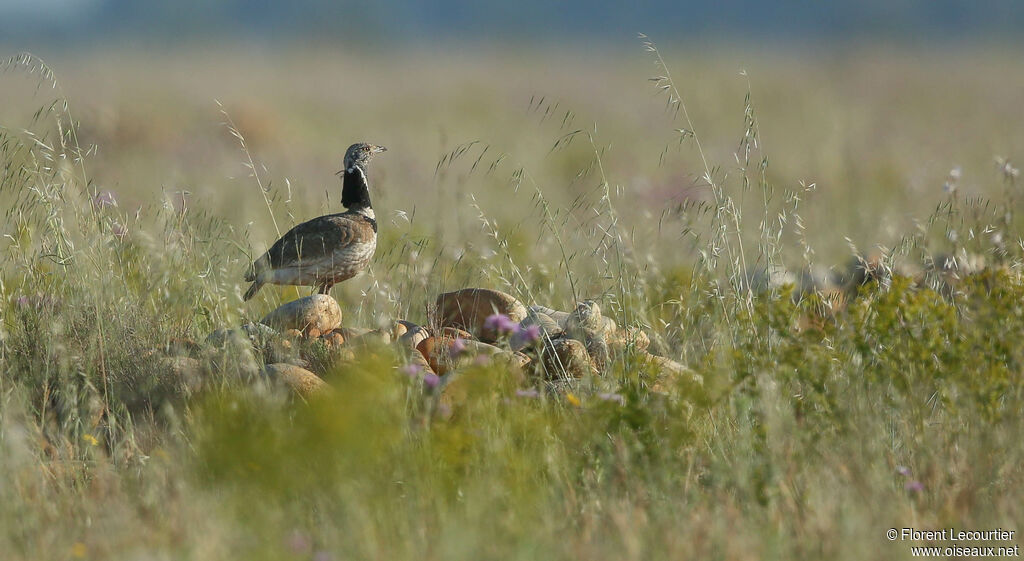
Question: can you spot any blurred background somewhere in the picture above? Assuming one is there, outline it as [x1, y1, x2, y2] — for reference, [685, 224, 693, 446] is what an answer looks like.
[1, 0, 1022, 304]
[4, 0, 1024, 43]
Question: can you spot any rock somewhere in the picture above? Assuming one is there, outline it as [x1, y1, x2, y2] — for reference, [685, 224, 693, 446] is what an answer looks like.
[417, 336, 518, 375]
[502, 351, 532, 371]
[240, 321, 279, 346]
[607, 326, 650, 352]
[530, 306, 571, 329]
[205, 325, 272, 364]
[585, 337, 610, 374]
[565, 300, 604, 331]
[284, 329, 303, 340]
[263, 363, 329, 398]
[161, 356, 203, 393]
[284, 357, 313, 370]
[163, 337, 201, 358]
[204, 327, 247, 348]
[550, 311, 571, 328]
[540, 337, 594, 380]
[398, 323, 431, 350]
[417, 335, 465, 375]
[338, 327, 371, 340]
[435, 288, 528, 342]
[260, 294, 342, 333]
[641, 353, 703, 391]
[560, 301, 616, 374]
[564, 300, 616, 343]
[321, 331, 345, 348]
[404, 346, 435, 374]
[440, 326, 474, 340]
[350, 328, 391, 347]
[389, 321, 409, 341]
[203, 328, 261, 378]
[520, 311, 562, 340]
[435, 350, 531, 415]
[306, 327, 322, 339]
[530, 304, 558, 315]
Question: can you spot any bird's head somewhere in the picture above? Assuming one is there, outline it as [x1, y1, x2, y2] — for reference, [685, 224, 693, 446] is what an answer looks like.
[341, 142, 387, 173]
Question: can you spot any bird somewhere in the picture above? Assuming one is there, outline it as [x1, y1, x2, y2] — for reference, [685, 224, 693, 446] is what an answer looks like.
[243, 142, 387, 301]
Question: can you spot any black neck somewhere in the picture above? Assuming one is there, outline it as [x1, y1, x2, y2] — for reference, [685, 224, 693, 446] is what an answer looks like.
[341, 164, 372, 210]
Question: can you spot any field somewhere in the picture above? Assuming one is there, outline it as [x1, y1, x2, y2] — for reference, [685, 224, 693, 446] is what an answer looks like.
[1, 41, 1023, 560]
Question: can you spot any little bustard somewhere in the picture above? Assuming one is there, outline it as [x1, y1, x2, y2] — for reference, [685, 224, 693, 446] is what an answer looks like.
[243, 142, 387, 301]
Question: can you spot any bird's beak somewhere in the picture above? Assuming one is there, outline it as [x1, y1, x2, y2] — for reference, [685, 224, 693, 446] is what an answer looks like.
[373, 145, 388, 153]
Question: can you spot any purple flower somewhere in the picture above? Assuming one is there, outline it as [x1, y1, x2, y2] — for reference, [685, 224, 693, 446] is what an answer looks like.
[423, 373, 441, 389]
[904, 480, 924, 493]
[510, 324, 541, 349]
[15, 295, 29, 309]
[484, 313, 517, 334]
[401, 364, 422, 378]
[285, 530, 311, 555]
[92, 190, 118, 209]
[515, 388, 540, 399]
[449, 337, 467, 358]
[895, 465, 911, 477]
[598, 392, 625, 405]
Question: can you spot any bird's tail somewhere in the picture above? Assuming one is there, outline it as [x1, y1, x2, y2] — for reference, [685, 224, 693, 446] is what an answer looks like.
[243, 280, 263, 301]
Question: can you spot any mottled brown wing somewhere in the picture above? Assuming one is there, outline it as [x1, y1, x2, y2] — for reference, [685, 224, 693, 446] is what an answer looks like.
[249, 213, 372, 277]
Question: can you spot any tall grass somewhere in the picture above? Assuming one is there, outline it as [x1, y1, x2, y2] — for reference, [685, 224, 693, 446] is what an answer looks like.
[1, 42, 1022, 561]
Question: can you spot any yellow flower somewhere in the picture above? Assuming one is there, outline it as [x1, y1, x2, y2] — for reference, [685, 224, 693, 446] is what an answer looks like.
[566, 393, 581, 407]
[82, 434, 99, 447]
[71, 542, 87, 558]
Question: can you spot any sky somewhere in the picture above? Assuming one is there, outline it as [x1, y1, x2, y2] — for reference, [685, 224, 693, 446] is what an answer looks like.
[1, 0, 1021, 45]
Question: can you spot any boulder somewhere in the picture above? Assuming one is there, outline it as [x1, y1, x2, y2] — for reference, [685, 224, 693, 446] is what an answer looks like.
[440, 326, 474, 340]
[435, 288, 528, 342]
[398, 323, 431, 350]
[550, 311, 572, 328]
[404, 346, 435, 374]
[585, 337, 610, 374]
[203, 327, 261, 378]
[349, 328, 391, 347]
[204, 327, 249, 349]
[388, 321, 409, 341]
[260, 294, 342, 333]
[263, 363, 330, 397]
[417, 335, 466, 375]
[161, 355, 203, 394]
[540, 337, 594, 380]
[607, 326, 651, 352]
[564, 300, 616, 341]
[338, 326, 371, 340]
[520, 311, 562, 340]
[501, 351, 532, 371]
[641, 353, 704, 391]
[321, 331, 345, 348]
[532, 305, 571, 329]
[162, 337, 202, 358]
[417, 336, 520, 375]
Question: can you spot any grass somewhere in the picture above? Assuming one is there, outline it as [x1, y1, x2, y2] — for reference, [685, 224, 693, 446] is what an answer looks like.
[1, 40, 1023, 560]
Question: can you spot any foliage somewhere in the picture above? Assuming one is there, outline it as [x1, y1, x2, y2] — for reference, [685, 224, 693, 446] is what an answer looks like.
[0, 45, 1022, 560]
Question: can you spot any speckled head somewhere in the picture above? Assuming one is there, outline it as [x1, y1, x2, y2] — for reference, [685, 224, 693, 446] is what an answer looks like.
[343, 143, 387, 172]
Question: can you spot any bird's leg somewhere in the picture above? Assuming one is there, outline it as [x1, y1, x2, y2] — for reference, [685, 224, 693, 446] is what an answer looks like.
[318, 282, 334, 295]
